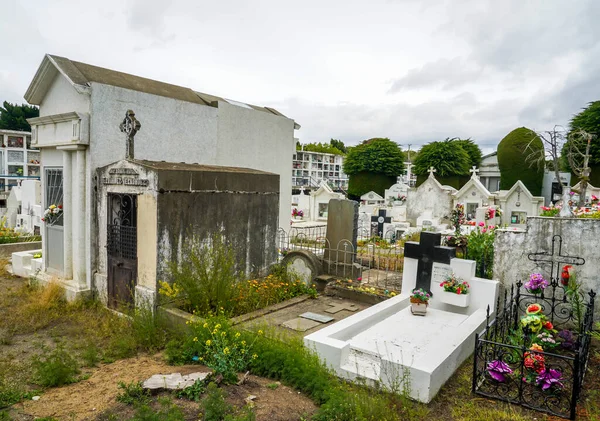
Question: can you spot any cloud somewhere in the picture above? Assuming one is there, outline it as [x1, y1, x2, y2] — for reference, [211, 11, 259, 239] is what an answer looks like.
[388, 58, 482, 92]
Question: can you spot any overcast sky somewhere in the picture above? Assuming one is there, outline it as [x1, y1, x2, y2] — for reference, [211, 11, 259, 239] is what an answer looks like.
[2, 0, 599, 154]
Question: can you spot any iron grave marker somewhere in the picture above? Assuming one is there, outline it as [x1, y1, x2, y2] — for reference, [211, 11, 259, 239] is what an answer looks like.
[404, 231, 455, 295]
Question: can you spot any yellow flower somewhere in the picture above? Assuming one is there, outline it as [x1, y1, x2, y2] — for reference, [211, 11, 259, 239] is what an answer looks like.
[203, 323, 209, 328]
[258, 330, 263, 335]
[215, 324, 221, 330]
[206, 340, 212, 346]
[212, 330, 218, 335]
[235, 332, 241, 338]
[390, 292, 397, 297]
[221, 331, 226, 337]
[223, 347, 230, 355]
[241, 340, 246, 346]
[193, 337, 198, 342]
[252, 354, 258, 359]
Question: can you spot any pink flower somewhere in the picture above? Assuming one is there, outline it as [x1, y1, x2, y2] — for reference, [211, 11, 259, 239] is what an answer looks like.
[478, 222, 484, 227]
[482, 228, 487, 233]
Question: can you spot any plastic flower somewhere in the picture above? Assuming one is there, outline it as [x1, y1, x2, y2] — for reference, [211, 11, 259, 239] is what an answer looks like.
[536, 369, 564, 391]
[525, 273, 548, 293]
[478, 222, 485, 227]
[487, 360, 513, 382]
[526, 304, 542, 315]
[543, 321, 553, 330]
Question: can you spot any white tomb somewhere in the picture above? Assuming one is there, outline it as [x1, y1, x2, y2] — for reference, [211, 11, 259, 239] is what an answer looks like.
[384, 183, 408, 206]
[305, 250, 499, 403]
[496, 180, 544, 227]
[361, 191, 385, 206]
[452, 166, 496, 220]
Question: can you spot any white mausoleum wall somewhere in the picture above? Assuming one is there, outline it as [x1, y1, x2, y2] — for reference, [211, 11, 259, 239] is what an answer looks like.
[89, 83, 219, 170]
[406, 177, 454, 225]
[216, 101, 295, 230]
[494, 217, 600, 313]
[39, 73, 90, 117]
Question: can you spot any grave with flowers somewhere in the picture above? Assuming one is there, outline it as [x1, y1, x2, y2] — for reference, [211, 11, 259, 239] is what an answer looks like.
[305, 231, 500, 403]
[473, 270, 596, 420]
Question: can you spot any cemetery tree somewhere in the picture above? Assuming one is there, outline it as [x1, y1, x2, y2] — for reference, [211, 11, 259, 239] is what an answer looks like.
[498, 127, 544, 195]
[563, 101, 600, 186]
[0, 101, 39, 132]
[453, 138, 482, 168]
[413, 138, 471, 188]
[330, 138, 347, 154]
[344, 138, 405, 199]
[299, 141, 345, 155]
[565, 129, 594, 207]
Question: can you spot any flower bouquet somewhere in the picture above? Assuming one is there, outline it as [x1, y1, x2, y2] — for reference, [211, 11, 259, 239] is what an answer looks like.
[42, 204, 63, 225]
[410, 288, 430, 316]
[292, 208, 304, 219]
[439, 273, 470, 307]
[524, 273, 548, 295]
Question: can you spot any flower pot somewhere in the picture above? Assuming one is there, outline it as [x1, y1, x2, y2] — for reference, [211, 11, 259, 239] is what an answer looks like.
[410, 302, 428, 316]
[439, 291, 470, 307]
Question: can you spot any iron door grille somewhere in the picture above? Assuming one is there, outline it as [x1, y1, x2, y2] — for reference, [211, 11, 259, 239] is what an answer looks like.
[107, 194, 137, 260]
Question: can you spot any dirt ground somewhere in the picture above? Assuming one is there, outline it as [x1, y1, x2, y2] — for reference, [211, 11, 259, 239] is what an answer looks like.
[7, 354, 316, 421]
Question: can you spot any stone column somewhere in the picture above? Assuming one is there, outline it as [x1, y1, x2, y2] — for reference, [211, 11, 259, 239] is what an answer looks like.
[62, 150, 73, 279]
[73, 149, 87, 288]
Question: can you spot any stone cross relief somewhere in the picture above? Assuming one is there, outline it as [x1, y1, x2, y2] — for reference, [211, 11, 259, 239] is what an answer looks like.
[404, 232, 456, 296]
[119, 110, 141, 160]
[527, 235, 585, 281]
[428, 167, 437, 178]
[469, 166, 480, 179]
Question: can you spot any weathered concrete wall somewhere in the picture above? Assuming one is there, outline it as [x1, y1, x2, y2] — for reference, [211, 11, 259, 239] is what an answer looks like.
[156, 172, 280, 282]
[494, 217, 600, 300]
[0, 241, 42, 259]
[406, 177, 454, 225]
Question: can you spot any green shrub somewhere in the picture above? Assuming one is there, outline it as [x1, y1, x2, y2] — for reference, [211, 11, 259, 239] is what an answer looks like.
[116, 381, 151, 406]
[129, 304, 171, 353]
[175, 377, 207, 401]
[202, 382, 232, 421]
[465, 227, 496, 278]
[413, 139, 471, 178]
[498, 127, 544, 195]
[81, 341, 100, 367]
[32, 344, 80, 387]
[164, 233, 241, 315]
[348, 172, 396, 200]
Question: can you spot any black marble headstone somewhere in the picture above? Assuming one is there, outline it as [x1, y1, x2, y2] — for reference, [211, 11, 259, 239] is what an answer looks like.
[370, 209, 391, 237]
[404, 231, 455, 296]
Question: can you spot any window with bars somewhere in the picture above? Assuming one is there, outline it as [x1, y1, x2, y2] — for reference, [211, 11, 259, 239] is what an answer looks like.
[45, 168, 64, 227]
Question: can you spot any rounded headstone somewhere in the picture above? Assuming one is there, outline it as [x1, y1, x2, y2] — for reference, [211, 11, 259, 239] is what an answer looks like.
[281, 250, 322, 285]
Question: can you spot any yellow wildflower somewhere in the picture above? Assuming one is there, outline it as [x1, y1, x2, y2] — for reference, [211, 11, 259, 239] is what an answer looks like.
[223, 347, 230, 355]
[193, 337, 198, 342]
[203, 323, 208, 328]
[235, 332, 241, 338]
[206, 340, 212, 346]
[258, 330, 263, 335]
[221, 331, 226, 337]
[215, 324, 221, 330]
[241, 340, 246, 346]
[252, 354, 258, 359]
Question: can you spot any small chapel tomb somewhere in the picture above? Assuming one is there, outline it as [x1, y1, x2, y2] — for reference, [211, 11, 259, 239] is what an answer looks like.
[305, 232, 499, 403]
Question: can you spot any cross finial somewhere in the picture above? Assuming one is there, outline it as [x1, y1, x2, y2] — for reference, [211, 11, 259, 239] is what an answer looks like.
[469, 166, 480, 179]
[428, 167, 437, 178]
[120, 109, 141, 160]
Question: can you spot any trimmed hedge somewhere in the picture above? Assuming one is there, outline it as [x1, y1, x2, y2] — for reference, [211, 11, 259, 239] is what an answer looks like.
[497, 127, 544, 195]
[348, 172, 396, 200]
[415, 174, 470, 189]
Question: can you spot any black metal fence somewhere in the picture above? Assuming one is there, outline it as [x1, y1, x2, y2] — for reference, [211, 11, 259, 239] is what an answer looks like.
[472, 280, 596, 419]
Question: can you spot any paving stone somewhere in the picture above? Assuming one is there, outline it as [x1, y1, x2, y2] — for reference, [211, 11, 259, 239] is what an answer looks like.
[143, 372, 210, 390]
[300, 312, 334, 323]
[281, 318, 321, 332]
[325, 303, 360, 314]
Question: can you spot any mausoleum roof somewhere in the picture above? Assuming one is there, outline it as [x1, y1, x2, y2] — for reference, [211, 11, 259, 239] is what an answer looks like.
[24, 54, 299, 128]
[133, 160, 275, 175]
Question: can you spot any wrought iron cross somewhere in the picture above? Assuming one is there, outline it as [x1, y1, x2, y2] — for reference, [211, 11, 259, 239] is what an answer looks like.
[119, 110, 141, 160]
[527, 235, 585, 281]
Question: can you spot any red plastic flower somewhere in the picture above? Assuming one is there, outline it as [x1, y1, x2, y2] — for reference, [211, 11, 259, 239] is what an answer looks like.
[526, 304, 542, 315]
[544, 321, 553, 330]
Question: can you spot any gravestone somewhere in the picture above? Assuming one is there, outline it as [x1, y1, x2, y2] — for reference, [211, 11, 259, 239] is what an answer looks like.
[370, 209, 391, 237]
[324, 199, 358, 264]
[404, 232, 455, 295]
[527, 234, 585, 280]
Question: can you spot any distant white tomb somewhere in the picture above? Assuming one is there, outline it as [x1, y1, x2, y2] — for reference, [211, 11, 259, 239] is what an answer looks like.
[361, 191, 385, 206]
[305, 232, 499, 403]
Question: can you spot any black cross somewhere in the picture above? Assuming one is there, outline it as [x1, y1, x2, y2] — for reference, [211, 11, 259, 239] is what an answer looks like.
[404, 232, 455, 296]
[370, 209, 391, 237]
[527, 235, 585, 281]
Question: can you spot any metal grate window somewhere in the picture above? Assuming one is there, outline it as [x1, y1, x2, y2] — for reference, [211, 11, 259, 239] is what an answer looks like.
[45, 168, 64, 226]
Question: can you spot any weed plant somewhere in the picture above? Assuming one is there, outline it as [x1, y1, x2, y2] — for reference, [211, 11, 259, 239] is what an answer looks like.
[32, 344, 80, 387]
[130, 397, 185, 421]
[116, 381, 151, 406]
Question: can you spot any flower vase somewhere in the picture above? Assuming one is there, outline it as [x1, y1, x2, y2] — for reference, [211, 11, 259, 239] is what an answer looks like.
[410, 302, 428, 316]
[439, 291, 470, 307]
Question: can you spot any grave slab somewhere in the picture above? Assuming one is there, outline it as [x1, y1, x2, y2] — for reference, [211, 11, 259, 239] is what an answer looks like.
[282, 318, 322, 332]
[300, 312, 334, 323]
[325, 303, 360, 314]
[143, 372, 210, 390]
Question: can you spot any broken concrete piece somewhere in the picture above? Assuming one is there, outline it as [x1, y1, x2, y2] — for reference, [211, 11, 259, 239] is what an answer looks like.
[142, 372, 210, 391]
